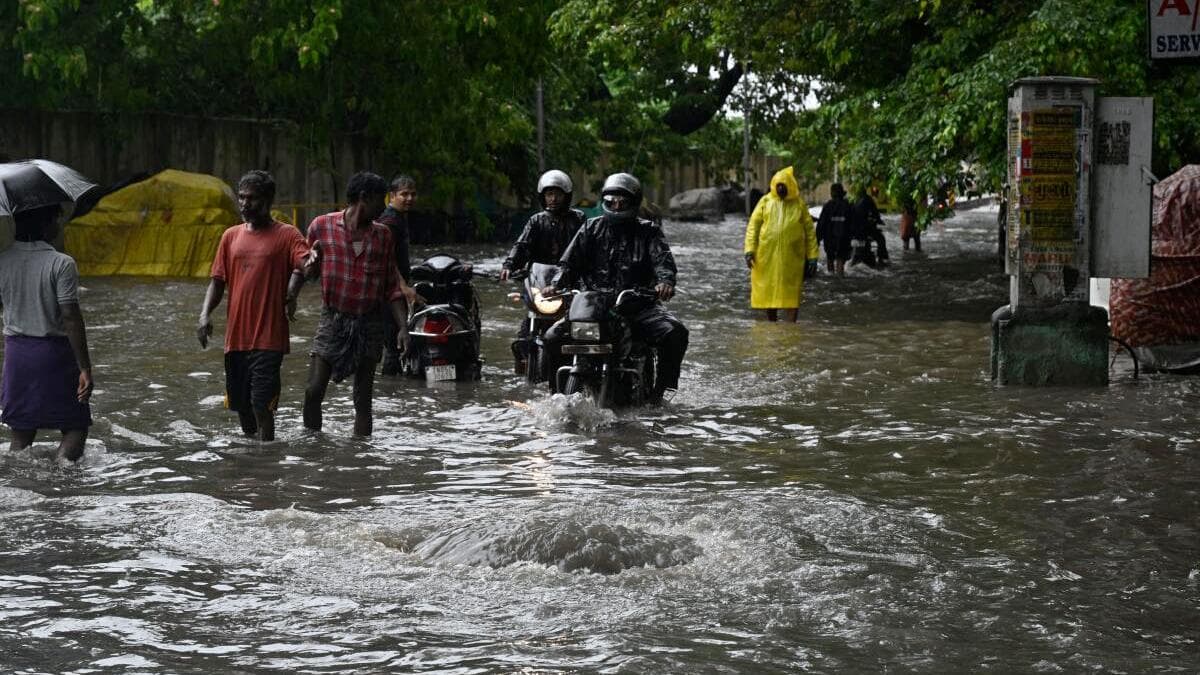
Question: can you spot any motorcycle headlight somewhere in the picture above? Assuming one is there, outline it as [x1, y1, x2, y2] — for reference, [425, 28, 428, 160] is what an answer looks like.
[532, 289, 564, 315]
[571, 322, 602, 341]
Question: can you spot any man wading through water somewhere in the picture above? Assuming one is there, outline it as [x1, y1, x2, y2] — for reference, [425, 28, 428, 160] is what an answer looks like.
[302, 172, 419, 436]
[198, 170, 309, 442]
[0, 205, 95, 461]
[816, 182, 856, 277]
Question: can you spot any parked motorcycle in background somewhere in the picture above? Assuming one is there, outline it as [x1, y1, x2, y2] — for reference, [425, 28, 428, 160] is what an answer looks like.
[552, 287, 659, 408]
[403, 254, 483, 382]
[508, 262, 571, 390]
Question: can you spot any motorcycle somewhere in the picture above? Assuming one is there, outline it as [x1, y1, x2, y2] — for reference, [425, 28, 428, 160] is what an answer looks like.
[552, 287, 658, 408]
[403, 253, 483, 382]
[508, 263, 572, 389]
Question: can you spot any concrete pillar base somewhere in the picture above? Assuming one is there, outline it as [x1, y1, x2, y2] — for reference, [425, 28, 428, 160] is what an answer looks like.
[991, 303, 1110, 386]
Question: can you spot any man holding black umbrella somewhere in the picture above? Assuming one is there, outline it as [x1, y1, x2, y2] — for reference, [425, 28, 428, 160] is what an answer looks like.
[0, 159, 100, 462]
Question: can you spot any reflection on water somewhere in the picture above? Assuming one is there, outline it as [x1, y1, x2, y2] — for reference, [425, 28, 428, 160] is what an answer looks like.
[2, 210, 1198, 672]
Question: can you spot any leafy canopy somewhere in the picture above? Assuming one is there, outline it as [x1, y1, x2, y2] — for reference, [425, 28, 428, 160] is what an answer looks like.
[6, 0, 1199, 223]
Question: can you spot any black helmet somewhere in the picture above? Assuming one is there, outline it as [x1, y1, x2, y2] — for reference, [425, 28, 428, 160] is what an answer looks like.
[600, 172, 643, 221]
[536, 169, 573, 210]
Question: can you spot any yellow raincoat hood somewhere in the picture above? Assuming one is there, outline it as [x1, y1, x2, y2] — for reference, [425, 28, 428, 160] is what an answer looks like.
[744, 166, 818, 309]
[769, 166, 801, 202]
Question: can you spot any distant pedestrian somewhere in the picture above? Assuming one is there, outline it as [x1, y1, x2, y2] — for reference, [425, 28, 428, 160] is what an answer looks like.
[302, 172, 418, 436]
[744, 166, 818, 322]
[198, 170, 309, 442]
[0, 205, 94, 461]
[852, 186, 890, 267]
[816, 182, 856, 276]
[377, 174, 418, 376]
[899, 198, 921, 251]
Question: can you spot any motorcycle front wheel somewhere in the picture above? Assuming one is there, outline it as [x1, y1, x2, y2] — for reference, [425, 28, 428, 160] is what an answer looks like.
[525, 343, 541, 385]
[563, 373, 583, 396]
[563, 372, 613, 408]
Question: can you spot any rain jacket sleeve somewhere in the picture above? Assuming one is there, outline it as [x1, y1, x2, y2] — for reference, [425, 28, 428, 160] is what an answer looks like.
[503, 214, 538, 272]
[650, 225, 678, 286]
[815, 203, 830, 244]
[744, 195, 770, 254]
[861, 196, 882, 227]
[551, 221, 591, 289]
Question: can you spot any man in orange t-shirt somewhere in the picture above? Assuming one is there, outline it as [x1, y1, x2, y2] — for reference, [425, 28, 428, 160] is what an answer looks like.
[197, 170, 310, 441]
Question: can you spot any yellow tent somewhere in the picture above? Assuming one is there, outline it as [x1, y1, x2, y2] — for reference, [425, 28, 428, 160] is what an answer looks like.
[66, 169, 239, 277]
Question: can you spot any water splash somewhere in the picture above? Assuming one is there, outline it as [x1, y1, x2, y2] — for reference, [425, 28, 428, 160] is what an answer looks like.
[531, 393, 617, 432]
[411, 515, 703, 574]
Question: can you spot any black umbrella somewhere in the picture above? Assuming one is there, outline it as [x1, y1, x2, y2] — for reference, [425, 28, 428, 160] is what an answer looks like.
[0, 159, 100, 217]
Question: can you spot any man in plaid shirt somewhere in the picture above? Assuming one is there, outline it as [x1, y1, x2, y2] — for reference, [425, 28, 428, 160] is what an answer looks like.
[302, 172, 419, 436]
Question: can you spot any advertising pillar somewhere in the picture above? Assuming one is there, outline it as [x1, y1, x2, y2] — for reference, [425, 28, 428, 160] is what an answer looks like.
[992, 77, 1110, 385]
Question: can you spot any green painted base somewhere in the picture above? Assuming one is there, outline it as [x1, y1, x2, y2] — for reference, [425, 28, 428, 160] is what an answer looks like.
[991, 303, 1109, 386]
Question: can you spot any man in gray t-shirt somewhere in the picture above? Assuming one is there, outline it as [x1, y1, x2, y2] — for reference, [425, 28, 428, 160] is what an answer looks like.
[0, 205, 94, 462]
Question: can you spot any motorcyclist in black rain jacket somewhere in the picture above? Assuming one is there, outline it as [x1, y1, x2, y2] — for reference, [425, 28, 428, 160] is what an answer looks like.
[500, 170, 586, 281]
[500, 170, 586, 373]
[851, 185, 890, 267]
[544, 172, 688, 402]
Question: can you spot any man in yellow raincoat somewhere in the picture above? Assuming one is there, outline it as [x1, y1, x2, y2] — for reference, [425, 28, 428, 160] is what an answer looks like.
[744, 166, 819, 322]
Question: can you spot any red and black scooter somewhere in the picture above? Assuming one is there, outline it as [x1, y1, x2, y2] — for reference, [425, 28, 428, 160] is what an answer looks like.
[403, 254, 483, 381]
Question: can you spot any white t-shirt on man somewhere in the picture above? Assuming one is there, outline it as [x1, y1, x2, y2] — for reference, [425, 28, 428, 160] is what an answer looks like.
[0, 241, 81, 338]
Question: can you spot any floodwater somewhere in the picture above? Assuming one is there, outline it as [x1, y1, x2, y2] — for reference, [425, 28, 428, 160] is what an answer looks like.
[1, 209, 1197, 673]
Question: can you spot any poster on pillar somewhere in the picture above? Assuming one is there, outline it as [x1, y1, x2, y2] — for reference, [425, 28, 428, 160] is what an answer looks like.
[1006, 77, 1097, 310]
[1018, 108, 1084, 276]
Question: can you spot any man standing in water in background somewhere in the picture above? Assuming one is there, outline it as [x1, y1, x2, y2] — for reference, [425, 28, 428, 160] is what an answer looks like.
[377, 174, 417, 376]
[744, 166, 819, 322]
[303, 172, 418, 436]
[198, 170, 310, 442]
[0, 204, 94, 461]
[816, 182, 857, 277]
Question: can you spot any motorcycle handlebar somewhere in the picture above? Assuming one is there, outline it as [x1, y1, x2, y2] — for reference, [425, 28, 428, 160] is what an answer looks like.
[540, 287, 659, 301]
[616, 287, 658, 305]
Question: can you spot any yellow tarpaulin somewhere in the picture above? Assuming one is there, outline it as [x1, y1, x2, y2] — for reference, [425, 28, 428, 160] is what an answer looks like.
[66, 169, 239, 277]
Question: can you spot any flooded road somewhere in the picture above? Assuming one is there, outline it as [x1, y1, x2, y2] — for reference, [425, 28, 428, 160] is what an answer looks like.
[2, 209, 1197, 672]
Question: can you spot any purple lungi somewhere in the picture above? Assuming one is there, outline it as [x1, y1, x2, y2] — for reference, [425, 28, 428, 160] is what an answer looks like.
[1, 335, 92, 430]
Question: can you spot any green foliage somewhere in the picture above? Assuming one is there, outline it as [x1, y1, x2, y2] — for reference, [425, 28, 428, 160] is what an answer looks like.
[6, 0, 1199, 234]
[7, 0, 555, 232]
[739, 0, 1200, 226]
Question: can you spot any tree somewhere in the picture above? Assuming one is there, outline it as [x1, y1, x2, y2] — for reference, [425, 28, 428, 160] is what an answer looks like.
[8, 0, 560, 227]
[8, 0, 1199, 228]
[727, 0, 1200, 221]
[552, 0, 1200, 223]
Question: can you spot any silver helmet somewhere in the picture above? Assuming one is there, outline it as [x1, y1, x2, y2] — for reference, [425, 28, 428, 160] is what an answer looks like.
[537, 169, 573, 199]
[600, 172, 643, 221]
